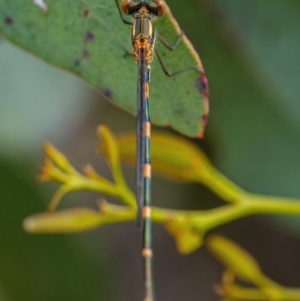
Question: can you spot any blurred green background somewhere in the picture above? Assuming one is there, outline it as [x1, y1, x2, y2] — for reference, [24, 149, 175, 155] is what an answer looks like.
[1, 0, 300, 300]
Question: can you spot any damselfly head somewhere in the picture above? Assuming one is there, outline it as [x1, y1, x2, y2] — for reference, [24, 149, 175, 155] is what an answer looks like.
[121, 0, 167, 17]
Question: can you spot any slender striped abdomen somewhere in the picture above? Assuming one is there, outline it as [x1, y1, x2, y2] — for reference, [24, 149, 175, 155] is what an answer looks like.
[142, 63, 154, 301]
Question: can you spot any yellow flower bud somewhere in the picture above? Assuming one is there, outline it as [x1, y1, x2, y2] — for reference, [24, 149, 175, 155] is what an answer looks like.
[23, 208, 103, 233]
[43, 142, 73, 173]
[206, 235, 265, 285]
[165, 218, 202, 254]
[116, 132, 213, 182]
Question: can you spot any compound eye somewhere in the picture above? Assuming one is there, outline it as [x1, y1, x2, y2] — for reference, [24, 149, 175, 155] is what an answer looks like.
[156, 0, 168, 16]
[121, 0, 130, 15]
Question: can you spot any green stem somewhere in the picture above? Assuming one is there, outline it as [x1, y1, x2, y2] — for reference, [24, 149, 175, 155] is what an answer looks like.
[193, 193, 300, 232]
[246, 194, 300, 215]
[195, 203, 250, 231]
[77, 177, 136, 209]
[101, 192, 300, 235]
[199, 165, 244, 203]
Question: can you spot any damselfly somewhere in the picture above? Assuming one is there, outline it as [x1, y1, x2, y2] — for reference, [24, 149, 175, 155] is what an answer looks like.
[115, 1, 203, 300]
[0, 0, 208, 299]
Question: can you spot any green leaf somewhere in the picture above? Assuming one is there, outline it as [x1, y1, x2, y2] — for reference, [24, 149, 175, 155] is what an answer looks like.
[0, 0, 208, 137]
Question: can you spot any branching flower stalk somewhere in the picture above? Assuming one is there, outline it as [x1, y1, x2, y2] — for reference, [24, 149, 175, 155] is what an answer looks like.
[24, 125, 300, 253]
[22, 124, 300, 300]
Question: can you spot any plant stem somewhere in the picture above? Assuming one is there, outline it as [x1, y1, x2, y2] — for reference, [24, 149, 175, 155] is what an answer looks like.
[199, 165, 244, 203]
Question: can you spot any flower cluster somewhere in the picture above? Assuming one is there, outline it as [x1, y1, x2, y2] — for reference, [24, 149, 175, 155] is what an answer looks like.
[23, 125, 300, 300]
